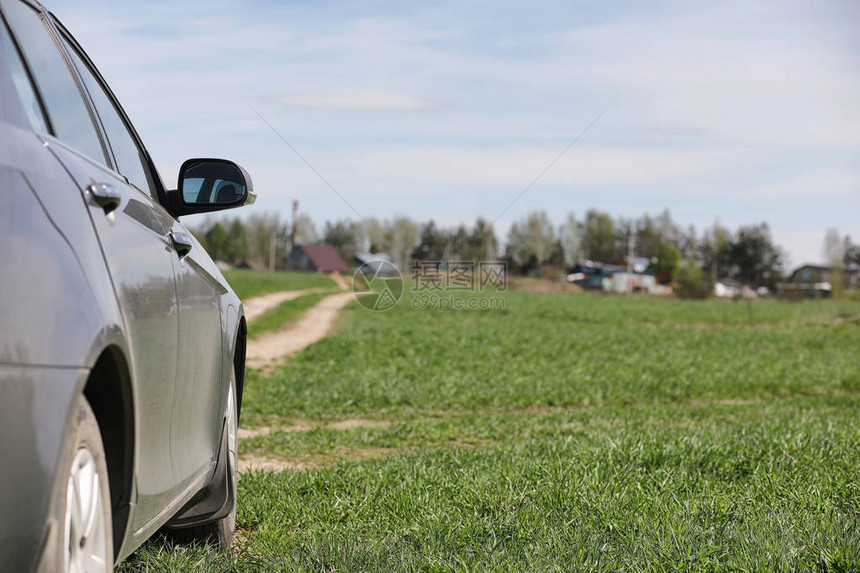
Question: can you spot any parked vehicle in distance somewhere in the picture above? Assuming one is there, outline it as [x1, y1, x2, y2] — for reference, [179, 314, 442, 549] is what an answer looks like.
[0, 0, 254, 569]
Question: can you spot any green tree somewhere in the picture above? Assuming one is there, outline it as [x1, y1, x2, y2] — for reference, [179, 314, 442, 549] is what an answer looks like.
[450, 225, 470, 261]
[844, 235, 859, 267]
[363, 217, 388, 254]
[656, 208, 679, 248]
[675, 259, 713, 299]
[293, 213, 319, 246]
[324, 219, 363, 264]
[506, 211, 555, 265]
[700, 221, 731, 279]
[546, 239, 566, 265]
[387, 217, 421, 271]
[614, 217, 633, 263]
[725, 223, 783, 287]
[204, 222, 230, 262]
[245, 212, 288, 269]
[228, 218, 249, 262]
[411, 220, 450, 261]
[635, 214, 663, 258]
[559, 213, 582, 266]
[582, 209, 615, 262]
[679, 224, 699, 261]
[654, 244, 681, 285]
[467, 218, 498, 261]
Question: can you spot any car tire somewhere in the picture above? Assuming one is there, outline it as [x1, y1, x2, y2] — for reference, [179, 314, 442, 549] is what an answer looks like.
[166, 371, 238, 547]
[45, 397, 114, 572]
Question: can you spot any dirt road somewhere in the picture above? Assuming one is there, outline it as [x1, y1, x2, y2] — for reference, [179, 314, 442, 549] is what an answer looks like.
[241, 288, 329, 323]
[245, 291, 357, 368]
[239, 289, 360, 472]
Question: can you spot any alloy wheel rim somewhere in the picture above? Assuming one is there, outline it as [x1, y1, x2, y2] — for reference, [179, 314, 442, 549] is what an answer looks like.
[64, 448, 108, 573]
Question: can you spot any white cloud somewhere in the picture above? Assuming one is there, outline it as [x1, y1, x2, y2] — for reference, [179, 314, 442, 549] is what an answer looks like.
[43, 0, 860, 266]
[726, 169, 860, 203]
[346, 145, 744, 187]
[548, 2, 860, 150]
[270, 90, 435, 111]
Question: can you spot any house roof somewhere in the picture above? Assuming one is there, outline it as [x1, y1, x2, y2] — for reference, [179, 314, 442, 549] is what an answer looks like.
[788, 264, 831, 282]
[355, 252, 392, 264]
[353, 253, 399, 276]
[792, 264, 831, 273]
[297, 244, 351, 273]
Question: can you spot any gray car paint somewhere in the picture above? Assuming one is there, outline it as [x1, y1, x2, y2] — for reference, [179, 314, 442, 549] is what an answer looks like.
[0, 121, 123, 572]
[0, 366, 87, 573]
[0, 0, 249, 568]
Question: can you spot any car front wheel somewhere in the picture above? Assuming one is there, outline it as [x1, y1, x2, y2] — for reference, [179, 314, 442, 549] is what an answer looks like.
[46, 398, 113, 572]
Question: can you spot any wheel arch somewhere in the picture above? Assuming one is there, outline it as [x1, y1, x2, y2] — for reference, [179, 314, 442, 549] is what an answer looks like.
[234, 315, 247, 420]
[82, 345, 134, 560]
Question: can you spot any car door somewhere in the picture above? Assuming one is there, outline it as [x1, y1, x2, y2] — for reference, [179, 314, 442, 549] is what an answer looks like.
[170, 164, 251, 481]
[51, 19, 226, 507]
[168, 220, 225, 480]
[0, 17, 128, 572]
[0, 0, 186, 530]
[52, 25, 228, 484]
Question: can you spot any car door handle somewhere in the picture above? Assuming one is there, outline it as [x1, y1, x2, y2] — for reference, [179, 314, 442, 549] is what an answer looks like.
[169, 231, 193, 258]
[87, 183, 121, 214]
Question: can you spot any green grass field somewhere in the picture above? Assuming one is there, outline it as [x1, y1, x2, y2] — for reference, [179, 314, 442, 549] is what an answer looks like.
[223, 269, 338, 299]
[120, 290, 860, 572]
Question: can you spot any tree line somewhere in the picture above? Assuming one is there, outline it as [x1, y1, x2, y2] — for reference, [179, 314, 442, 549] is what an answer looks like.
[190, 209, 858, 290]
[189, 214, 497, 272]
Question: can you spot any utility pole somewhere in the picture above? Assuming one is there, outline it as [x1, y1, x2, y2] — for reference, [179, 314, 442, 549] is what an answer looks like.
[485, 235, 496, 262]
[627, 231, 634, 295]
[290, 200, 299, 254]
[268, 229, 276, 272]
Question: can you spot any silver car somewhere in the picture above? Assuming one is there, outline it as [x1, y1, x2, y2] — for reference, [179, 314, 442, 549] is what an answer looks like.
[0, 0, 254, 570]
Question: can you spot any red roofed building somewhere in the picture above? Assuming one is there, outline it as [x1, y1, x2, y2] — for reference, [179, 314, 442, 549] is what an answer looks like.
[286, 244, 351, 274]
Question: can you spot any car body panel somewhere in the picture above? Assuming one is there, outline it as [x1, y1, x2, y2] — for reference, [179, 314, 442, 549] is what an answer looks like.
[0, 365, 86, 573]
[171, 229, 226, 482]
[0, 0, 251, 568]
[45, 139, 190, 529]
[0, 123, 119, 369]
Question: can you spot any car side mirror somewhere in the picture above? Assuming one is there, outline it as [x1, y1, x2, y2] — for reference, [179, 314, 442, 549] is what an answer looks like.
[171, 158, 256, 216]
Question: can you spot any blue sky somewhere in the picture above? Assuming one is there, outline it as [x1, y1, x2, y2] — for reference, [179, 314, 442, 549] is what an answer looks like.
[48, 0, 859, 268]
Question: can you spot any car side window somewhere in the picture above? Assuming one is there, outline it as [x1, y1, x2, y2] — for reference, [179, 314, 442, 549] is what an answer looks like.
[0, 0, 106, 163]
[61, 35, 156, 198]
[0, 15, 48, 131]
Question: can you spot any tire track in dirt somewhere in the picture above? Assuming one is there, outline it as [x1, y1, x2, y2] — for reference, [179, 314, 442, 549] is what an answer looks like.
[245, 291, 358, 369]
[240, 290, 362, 472]
[242, 288, 329, 323]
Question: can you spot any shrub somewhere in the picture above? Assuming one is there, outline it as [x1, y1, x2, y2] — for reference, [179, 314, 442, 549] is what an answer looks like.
[654, 244, 681, 284]
[675, 260, 713, 299]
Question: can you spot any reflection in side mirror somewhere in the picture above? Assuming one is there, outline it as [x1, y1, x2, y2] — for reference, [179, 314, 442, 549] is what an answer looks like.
[178, 158, 256, 210]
